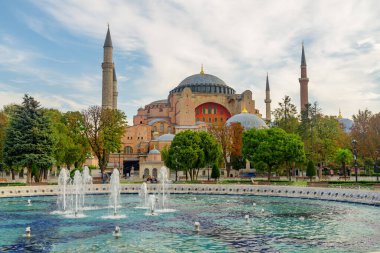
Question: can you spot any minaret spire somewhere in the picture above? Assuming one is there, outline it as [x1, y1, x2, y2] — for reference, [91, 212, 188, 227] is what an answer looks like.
[299, 42, 309, 111]
[265, 72, 271, 122]
[102, 25, 116, 109]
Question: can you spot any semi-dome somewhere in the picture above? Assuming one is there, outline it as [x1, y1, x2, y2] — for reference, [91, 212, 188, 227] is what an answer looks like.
[226, 111, 268, 130]
[170, 68, 235, 95]
[157, 134, 175, 141]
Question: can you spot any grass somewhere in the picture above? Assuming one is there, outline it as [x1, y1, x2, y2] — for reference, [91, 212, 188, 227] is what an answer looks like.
[0, 182, 27, 187]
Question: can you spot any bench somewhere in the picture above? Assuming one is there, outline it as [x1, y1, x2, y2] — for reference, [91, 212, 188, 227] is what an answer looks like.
[0, 178, 7, 182]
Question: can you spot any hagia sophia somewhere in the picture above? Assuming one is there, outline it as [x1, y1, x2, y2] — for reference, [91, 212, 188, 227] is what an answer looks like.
[97, 26, 311, 179]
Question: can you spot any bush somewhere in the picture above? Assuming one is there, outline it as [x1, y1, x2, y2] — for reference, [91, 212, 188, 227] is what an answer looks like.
[211, 164, 220, 181]
[306, 160, 316, 181]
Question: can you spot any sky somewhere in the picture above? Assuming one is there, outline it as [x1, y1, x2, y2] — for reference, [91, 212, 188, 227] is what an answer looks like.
[0, 0, 379, 122]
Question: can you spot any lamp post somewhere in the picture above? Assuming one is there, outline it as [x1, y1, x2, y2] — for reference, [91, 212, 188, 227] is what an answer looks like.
[352, 139, 358, 182]
[375, 150, 379, 182]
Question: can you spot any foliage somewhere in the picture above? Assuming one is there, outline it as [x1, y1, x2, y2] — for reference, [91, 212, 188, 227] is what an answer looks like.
[208, 124, 232, 176]
[211, 164, 220, 181]
[306, 160, 316, 181]
[163, 130, 220, 181]
[284, 133, 306, 179]
[273, 95, 299, 133]
[334, 148, 353, 179]
[230, 122, 244, 171]
[243, 128, 288, 180]
[82, 106, 127, 173]
[3, 95, 55, 183]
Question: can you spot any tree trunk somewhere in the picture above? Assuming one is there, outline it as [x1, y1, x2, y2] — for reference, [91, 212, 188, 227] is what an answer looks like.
[11, 169, 15, 181]
[44, 168, 48, 180]
[185, 170, 188, 181]
[342, 162, 346, 181]
[268, 166, 272, 181]
[27, 167, 32, 184]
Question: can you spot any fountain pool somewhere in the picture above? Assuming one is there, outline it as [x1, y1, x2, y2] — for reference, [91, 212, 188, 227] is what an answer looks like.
[0, 194, 379, 252]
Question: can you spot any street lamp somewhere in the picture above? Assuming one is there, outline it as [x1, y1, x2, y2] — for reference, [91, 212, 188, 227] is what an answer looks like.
[351, 139, 358, 182]
[375, 150, 379, 182]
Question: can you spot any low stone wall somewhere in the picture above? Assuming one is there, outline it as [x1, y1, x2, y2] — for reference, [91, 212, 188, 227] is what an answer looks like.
[1, 184, 379, 206]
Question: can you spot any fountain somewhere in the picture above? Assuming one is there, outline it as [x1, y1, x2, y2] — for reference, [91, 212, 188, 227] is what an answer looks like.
[27, 199, 32, 206]
[81, 166, 93, 209]
[25, 227, 31, 238]
[156, 166, 175, 213]
[244, 214, 250, 224]
[136, 182, 149, 209]
[71, 170, 83, 217]
[57, 168, 70, 212]
[113, 226, 121, 238]
[102, 169, 125, 219]
[194, 222, 200, 232]
[145, 194, 158, 216]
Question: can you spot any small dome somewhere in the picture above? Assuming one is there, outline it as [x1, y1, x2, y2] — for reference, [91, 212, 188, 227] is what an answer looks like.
[149, 148, 160, 155]
[226, 112, 268, 130]
[338, 118, 353, 133]
[157, 134, 175, 141]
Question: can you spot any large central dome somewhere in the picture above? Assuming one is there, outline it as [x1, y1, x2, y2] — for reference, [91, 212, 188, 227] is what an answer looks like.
[170, 69, 235, 95]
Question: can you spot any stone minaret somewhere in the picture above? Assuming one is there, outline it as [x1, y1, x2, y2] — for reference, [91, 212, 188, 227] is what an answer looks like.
[264, 73, 271, 122]
[102, 25, 117, 109]
[113, 66, 118, 109]
[299, 42, 309, 111]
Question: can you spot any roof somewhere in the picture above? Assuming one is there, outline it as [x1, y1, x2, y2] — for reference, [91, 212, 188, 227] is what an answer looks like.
[149, 148, 160, 155]
[104, 26, 113, 48]
[170, 72, 235, 95]
[226, 112, 268, 130]
[301, 43, 306, 66]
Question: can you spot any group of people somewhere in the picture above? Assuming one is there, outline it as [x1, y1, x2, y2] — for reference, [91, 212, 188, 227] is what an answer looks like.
[145, 175, 158, 183]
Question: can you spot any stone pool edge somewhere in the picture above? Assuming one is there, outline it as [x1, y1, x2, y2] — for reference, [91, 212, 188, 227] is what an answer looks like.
[1, 184, 379, 206]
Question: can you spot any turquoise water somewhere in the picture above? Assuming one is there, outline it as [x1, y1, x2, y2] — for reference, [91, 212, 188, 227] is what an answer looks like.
[0, 194, 379, 252]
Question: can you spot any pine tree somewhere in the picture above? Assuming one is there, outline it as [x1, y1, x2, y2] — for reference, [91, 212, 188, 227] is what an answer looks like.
[3, 95, 54, 183]
[306, 160, 316, 182]
[211, 164, 220, 181]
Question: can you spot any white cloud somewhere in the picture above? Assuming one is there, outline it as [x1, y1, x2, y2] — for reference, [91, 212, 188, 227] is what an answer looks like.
[6, 0, 380, 119]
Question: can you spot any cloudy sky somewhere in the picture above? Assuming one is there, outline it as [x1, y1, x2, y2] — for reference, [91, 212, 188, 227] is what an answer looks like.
[0, 0, 379, 121]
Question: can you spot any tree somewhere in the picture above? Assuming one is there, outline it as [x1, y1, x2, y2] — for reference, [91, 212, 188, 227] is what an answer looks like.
[306, 160, 316, 182]
[3, 95, 55, 183]
[298, 102, 322, 162]
[243, 128, 288, 181]
[0, 110, 8, 170]
[209, 124, 233, 177]
[197, 131, 221, 179]
[230, 123, 245, 172]
[82, 106, 126, 173]
[273, 95, 299, 133]
[284, 133, 306, 180]
[211, 164, 220, 181]
[334, 148, 353, 180]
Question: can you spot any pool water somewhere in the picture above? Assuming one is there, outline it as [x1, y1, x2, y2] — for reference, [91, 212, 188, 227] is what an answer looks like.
[0, 194, 379, 252]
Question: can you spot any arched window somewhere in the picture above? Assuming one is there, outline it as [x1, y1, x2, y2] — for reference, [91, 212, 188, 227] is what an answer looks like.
[153, 126, 157, 132]
[124, 146, 133, 154]
[168, 126, 172, 134]
[152, 168, 158, 178]
[160, 123, 164, 132]
[144, 168, 150, 178]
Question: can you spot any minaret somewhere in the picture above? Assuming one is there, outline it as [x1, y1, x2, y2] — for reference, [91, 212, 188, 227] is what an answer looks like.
[102, 25, 115, 109]
[113, 66, 118, 109]
[264, 73, 271, 122]
[299, 42, 309, 111]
